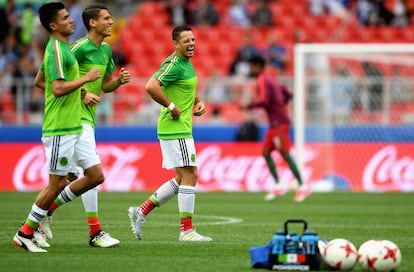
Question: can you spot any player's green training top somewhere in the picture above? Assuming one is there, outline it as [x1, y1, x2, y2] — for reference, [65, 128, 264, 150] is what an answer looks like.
[71, 36, 116, 128]
[152, 53, 198, 140]
[42, 37, 83, 137]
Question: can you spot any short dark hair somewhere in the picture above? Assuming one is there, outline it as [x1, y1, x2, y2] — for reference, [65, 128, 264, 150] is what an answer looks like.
[82, 4, 109, 31]
[39, 2, 66, 33]
[172, 25, 193, 41]
[249, 55, 266, 68]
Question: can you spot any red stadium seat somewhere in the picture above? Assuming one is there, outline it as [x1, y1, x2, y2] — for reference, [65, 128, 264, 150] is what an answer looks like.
[301, 15, 319, 30]
[352, 27, 378, 43]
[264, 27, 287, 42]
[193, 27, 210, 42]
[399, 28, 414, 42]
[377, 27, 398, 43]
[1, 91, 17, 124]
[192, 56, 217, 77]
[340, 25, 361, 42]
[195, 41, 211, 56]
[220, 102, 245, 124]
[137, 1, 165, 16]
[277, 15, 296, 30]
[1, 91, 15, 111]
[269, 2, 282, 19]
[226, 28, 244, 42]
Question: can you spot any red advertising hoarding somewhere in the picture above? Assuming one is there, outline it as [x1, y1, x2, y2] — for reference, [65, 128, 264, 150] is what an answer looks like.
[0, 143, 413, 192]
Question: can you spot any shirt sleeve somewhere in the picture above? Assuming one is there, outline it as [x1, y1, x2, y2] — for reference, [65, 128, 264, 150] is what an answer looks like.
[281, 84, 293, 105]
[153, 59, 180, 87]
[247, 75, 267, 109]
[47, 41, 66, 81]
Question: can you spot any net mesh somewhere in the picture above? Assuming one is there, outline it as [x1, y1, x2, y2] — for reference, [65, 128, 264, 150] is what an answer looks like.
[303, 50, 414, 126]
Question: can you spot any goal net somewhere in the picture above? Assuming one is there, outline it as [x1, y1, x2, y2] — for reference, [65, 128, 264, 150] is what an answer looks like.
[293, 44, 414, 192]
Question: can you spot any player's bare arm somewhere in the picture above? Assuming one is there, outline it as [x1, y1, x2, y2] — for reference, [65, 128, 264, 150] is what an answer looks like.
[145, 77, 181, 119]
[102, 67, 131, 93]
[52, 67, 101, 97]
[37, 71, 98, 107]
[34, 70, 46, 89]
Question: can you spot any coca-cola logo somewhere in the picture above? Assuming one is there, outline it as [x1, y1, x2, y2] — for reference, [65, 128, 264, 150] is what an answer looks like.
[13, 146, 48, 191]
[98, 145, 145, 191]
[13, 145, 145, 192]
[197, 145, 316, 191]
[363, 145, 414, 192]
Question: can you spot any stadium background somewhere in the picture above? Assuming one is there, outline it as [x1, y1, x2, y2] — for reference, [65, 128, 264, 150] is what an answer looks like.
[1, 0, 413, 193]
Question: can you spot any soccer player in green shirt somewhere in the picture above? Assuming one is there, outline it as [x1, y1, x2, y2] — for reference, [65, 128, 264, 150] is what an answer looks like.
[13, 2, 102, 252]
[34, 4, 130, 248]
[128, 25, 212, 242]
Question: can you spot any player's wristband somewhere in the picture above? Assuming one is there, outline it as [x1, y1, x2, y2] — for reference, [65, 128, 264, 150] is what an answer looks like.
[117, 77, 124, 85]
[167, 102, 175, 111]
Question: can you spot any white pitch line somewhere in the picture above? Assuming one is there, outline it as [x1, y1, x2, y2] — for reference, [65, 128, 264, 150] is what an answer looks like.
[194, 215, 243, 226]
[33, 214, 244, 230]
[142, 214, 244, 227]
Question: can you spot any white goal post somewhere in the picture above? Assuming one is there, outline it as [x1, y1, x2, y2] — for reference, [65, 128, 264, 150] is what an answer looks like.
[293, 43, 414, 176]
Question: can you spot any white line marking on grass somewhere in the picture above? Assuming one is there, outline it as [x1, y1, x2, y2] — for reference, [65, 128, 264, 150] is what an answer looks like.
[148, 213, 243, 226]
[195, 215, 243, 226]
[63, 213, 243, 228]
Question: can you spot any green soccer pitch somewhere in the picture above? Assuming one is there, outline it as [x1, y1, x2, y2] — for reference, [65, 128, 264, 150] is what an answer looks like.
[1, 191, 413, 271]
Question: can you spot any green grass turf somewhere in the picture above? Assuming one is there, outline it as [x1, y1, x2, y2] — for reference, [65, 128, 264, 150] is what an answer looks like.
[1, 191, 413, 271]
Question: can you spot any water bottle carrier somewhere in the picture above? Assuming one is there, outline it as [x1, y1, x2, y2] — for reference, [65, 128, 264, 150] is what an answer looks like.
[268, 219, 321, 271]
[249, 219, 322, 271]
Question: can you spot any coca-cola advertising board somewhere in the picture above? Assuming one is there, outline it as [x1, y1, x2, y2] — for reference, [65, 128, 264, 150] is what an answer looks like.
[0, 143, 413, 192]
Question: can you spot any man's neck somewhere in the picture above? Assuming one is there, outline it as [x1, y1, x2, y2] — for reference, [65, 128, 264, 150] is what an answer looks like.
[88, 32, 104, 47]
[52, 32, 69, 44]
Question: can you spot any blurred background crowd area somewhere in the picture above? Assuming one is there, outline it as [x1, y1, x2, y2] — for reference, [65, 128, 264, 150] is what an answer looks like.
[1, 0, 414, 127]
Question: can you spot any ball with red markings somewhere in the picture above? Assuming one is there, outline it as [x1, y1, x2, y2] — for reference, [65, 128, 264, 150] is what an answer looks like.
[358, 239, 401, 272]
[321, 238, 358, 271]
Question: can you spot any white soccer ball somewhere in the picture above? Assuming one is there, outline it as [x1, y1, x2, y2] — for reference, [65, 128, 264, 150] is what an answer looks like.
[358, 239, 401, 271]
[317, 239, 329, 270]
[321, 238, 358, 270]
[318, 239, 328, 252]
[358, 240, 381, 270]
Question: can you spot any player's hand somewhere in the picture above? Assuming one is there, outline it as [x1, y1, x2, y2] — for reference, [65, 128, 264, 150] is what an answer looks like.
[118, 67, 131, 85]
[80, 87, 87, 99]
[83, 91, 101, 106]
[193, 100, 205, 116]
[86, 67, 101, 82]
[169, 106, 181, 120]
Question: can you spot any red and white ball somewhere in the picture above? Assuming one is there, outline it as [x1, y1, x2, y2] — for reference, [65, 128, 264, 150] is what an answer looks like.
[321, 238, 358, 271]
[358, 239, 401, 272]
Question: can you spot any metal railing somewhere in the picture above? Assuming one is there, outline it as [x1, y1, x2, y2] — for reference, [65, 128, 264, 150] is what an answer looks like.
[1, 75, 413, 126]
